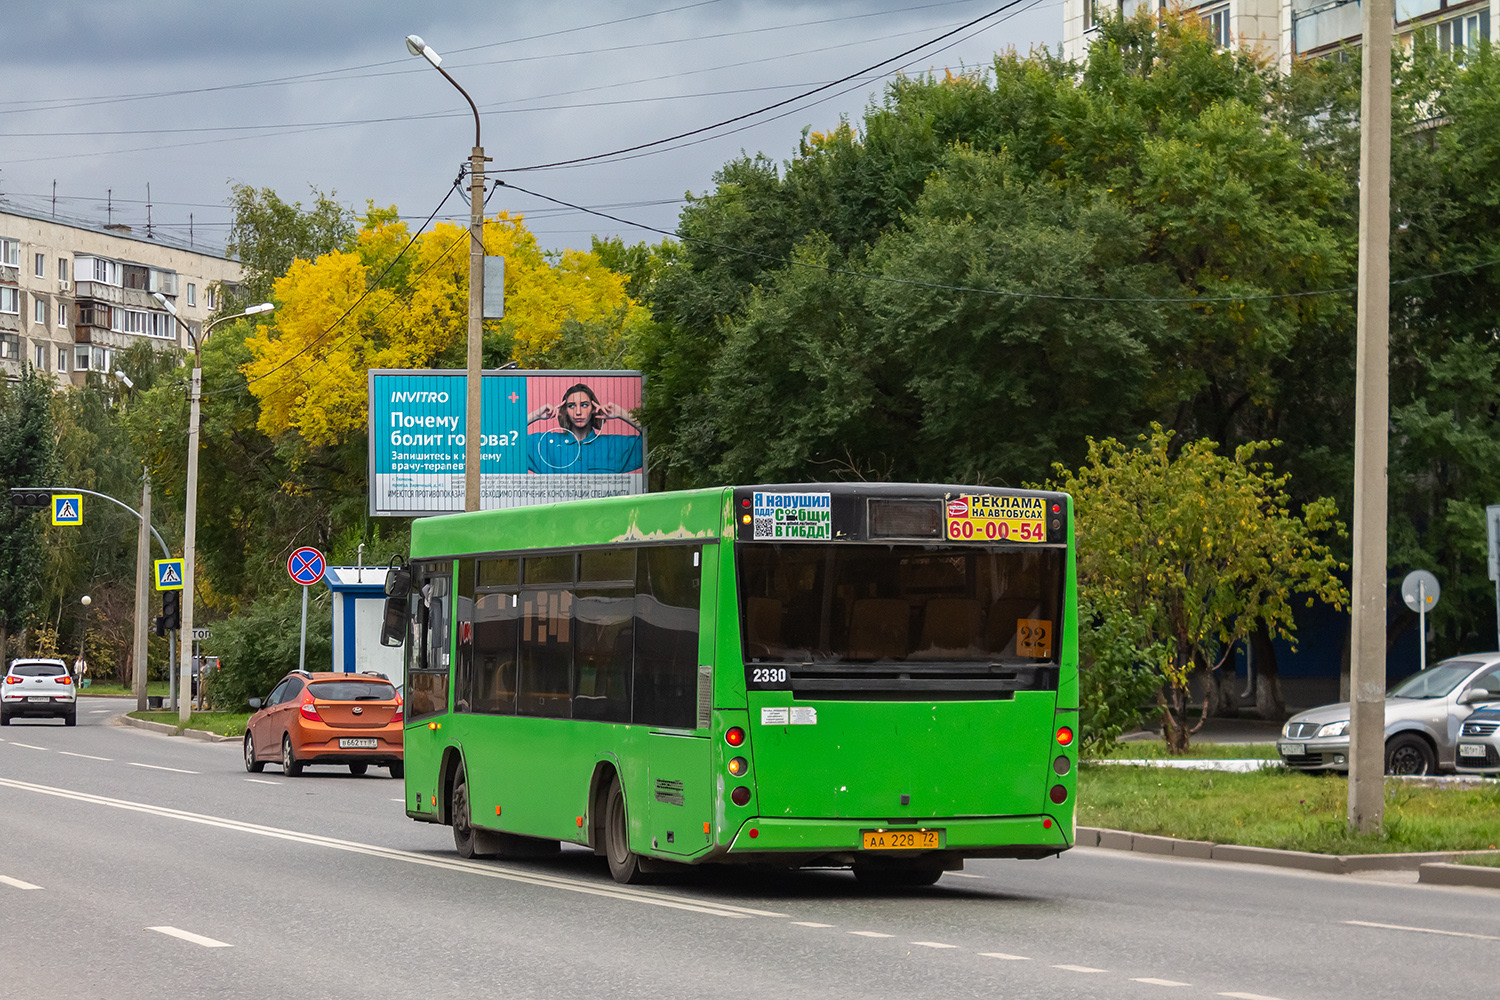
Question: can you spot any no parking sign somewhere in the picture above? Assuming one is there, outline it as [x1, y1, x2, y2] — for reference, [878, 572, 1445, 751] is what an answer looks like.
[287, 547, 326, 670]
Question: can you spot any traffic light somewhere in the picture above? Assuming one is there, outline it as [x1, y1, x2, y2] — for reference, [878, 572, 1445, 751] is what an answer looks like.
[153, 615, 167, 638]
[161, 591, 181, 632]
[8, 489, 52, 508]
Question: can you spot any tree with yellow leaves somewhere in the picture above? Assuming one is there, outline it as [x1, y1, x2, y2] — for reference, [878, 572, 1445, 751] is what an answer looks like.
[243, 208, 643, 447]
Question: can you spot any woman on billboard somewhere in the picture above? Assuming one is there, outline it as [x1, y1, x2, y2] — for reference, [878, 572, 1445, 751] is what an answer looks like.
[526, 382, 644, 474]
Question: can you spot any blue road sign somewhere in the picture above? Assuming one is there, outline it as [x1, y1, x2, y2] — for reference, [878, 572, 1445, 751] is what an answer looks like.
[52, 494, 82, 526]
[154, 559, 185, 591]
[287, 547, 326, 586]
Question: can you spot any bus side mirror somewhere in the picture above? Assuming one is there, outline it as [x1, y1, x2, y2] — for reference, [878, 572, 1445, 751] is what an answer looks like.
[385, 561, 411, 600]
[379, 596, 407, 648]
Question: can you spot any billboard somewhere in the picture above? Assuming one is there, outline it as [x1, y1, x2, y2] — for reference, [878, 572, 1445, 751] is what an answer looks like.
[368, 370, 646, 516]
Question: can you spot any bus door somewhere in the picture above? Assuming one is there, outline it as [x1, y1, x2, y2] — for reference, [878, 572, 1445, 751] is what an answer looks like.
[403, 560, 453, 820]
[638, 543, 714, 858]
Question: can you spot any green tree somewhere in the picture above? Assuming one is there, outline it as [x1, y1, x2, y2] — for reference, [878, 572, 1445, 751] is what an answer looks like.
[224, 183, 356, 308]
[0, 367, 57, 660]
[1054, 426, 1347, 751]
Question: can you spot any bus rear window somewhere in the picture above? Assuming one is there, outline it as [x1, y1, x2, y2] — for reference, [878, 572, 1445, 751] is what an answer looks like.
[737, 544, 1063, 668]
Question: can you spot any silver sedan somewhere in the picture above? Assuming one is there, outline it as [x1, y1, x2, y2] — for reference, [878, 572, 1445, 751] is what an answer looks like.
[1277, 653, 1500, 775]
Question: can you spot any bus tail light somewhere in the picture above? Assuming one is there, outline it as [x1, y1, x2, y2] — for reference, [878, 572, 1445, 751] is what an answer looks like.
[727, 756, 748, 777]
[1055, 726, 1074, 747]
[725, 727, 745, 747]
[731, 786, 751, 806]
[1049, 784, 1068, 804]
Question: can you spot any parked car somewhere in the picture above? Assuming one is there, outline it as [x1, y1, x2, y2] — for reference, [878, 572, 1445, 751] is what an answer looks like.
[1278, 653, 1500, 775]
[244, 670, 403, 777]
[1, 658, 77, 726]
[1455, 705, 1500, 775]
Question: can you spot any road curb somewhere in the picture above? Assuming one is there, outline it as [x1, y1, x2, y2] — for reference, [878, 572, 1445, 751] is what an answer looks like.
[1078, 827, 1500, 886]
[114, 712, 237, 743]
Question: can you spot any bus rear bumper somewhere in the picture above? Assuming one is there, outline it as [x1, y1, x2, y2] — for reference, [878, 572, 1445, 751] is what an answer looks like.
[721, 814, 1073, 862]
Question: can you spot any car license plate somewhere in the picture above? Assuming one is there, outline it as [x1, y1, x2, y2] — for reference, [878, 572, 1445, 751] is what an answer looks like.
[861, 829, 943, 851]
[27, 696, 50, 703]
[339, 738, 377, 749]
[1458, 743, 1487, 758]
[1279, 743, 1304, 756]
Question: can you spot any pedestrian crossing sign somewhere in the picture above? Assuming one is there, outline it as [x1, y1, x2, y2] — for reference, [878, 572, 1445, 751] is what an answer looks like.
[51, 494, 82, 526]
[154, 558, 186, 591]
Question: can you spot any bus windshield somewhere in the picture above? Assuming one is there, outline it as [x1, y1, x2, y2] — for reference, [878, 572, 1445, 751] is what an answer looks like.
[738, 543, 1063, 666]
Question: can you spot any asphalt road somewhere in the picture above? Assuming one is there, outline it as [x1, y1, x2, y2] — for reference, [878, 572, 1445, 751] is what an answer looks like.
[1, 698, 1496, 1000]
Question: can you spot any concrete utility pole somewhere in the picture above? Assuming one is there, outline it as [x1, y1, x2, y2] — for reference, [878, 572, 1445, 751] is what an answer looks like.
[1349, 0, 1395, 834]
[133, 471, 150, 712]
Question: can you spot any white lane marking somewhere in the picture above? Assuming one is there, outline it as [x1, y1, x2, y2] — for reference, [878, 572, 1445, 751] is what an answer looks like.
[1053, 964, 1107, 973]
[944, 871, 985, 878]
[389, 798, 404, 802]
[0, 776, 787, 920]
[245, 779, 281, 785]
[129, 763, 200, 774]
[1219, 993, 1288, 1000]
[911, 941, 958, 949]
[0, 876, 42, 890]
[850, 931, 893, 938]
[7, 743, 48, 750]
[792, 922, 833, 927]
[979, 953, 1030, 961]
[58, 751, 111, 761]
[1344, 919, 1500, 942]
[148, 926, 232, 948]
[1134, 978, 1191, 987]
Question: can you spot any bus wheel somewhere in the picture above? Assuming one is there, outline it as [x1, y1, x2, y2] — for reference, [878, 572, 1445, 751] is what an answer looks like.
[853, 862, 944, 888]
[452, 766, 489, 860]
[605, 777, 647, 884]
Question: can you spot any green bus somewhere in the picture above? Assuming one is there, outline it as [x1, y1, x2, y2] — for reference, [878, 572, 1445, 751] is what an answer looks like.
[384, 482, 1078, 885]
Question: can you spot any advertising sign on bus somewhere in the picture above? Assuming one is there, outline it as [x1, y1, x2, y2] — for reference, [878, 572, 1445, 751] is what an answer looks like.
[368, 369, 645, 516]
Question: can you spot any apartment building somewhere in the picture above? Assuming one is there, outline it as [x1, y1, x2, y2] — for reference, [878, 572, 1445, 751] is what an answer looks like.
[0, 205, 241, 387]
[1062, 0, 1494, 73]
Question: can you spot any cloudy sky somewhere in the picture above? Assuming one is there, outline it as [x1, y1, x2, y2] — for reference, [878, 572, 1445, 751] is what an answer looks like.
[1, 1, 1060, 256]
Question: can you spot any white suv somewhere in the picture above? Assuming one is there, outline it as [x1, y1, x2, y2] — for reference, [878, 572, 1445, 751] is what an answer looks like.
[1, 658, 78, 726]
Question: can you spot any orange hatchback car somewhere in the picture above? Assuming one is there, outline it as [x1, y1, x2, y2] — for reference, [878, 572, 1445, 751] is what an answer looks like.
[245, 670, 404, 777]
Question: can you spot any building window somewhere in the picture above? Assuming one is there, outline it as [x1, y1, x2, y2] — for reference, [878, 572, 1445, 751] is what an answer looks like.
[1205, 5, 1231, 47]
[33, 299, 47, 325]
[1436, 10, 1490, 60]
[0, 287, 18, 315]
[206, 286, 216, 310]
[58, 258, 69, 284]
[58, 304, 68, 328]
[0, 238, 18, 267]
[34, 344, 46, 369]
[34, 254, 45, 278]
[0, 335, 20, 360]
[78, 256, 121, 286]
[75, 347, 90, 371]
[187, 283, 197, 307]
[58, 348, 67, 372]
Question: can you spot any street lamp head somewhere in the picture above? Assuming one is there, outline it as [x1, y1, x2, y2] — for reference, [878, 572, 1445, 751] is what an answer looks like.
[247, 302, 275, 316]
[112, 370, 135, 389]
[405, 34, 442, 68]
[81, 595, 91, 608]
[151, 291, 179, 317]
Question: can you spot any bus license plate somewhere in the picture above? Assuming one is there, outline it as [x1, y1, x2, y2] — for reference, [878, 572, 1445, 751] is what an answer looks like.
[1458, 743, 1487, 758]
[861, 829, 943, 851]
[339, 738, 377, 749]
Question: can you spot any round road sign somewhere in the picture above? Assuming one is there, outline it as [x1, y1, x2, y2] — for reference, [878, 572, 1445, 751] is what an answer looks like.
[1400, 569, 1440, 613]
[287, 546, 327, 586]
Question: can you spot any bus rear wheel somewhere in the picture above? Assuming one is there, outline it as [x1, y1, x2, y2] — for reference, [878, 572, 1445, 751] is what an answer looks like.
[605, 777, 648, 884]
[452, 766, 487, 859]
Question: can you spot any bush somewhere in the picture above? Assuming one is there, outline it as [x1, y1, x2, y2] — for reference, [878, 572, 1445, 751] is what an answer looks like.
[1078, 595, 1166, 757]
[207, 587, 333, 710]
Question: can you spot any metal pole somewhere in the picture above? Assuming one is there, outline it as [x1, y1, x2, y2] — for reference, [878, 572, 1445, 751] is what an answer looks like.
[1418, 581, 1427, 674]
[134, 473, 150, 712]
[1349, 0, 1394, 835]
[298, 584, 309, 672]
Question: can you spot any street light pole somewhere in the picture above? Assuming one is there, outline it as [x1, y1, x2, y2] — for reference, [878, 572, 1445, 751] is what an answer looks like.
[407, 33, 485, 513]
[153, 295, 274, 722]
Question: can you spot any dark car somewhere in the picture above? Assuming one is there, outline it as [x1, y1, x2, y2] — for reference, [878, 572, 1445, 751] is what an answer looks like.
[1, 658, 77, 726]
[244, 670, 403, 777]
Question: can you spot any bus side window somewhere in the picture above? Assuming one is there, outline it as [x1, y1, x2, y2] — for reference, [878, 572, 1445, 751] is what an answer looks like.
[407, 565, 451, 721]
